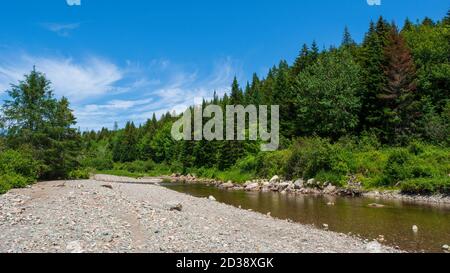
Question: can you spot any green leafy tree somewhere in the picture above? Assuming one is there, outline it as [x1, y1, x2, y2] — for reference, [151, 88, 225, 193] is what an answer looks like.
[296, 49, 362, 139]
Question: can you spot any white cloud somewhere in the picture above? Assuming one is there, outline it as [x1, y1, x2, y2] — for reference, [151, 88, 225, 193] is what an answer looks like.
[0, 52, 241, 130]
[66, 0, 81, 6]
[0, 55, 123, 102]
[42, 23, 80, 37]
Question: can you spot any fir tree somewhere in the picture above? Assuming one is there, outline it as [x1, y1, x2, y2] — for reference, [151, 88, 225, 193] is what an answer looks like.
[379, 25, 419, 143]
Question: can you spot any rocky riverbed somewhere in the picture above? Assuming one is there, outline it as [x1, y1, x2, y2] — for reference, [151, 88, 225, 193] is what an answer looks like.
[167, 174, 450, 205]
[0, 177, 398, 253]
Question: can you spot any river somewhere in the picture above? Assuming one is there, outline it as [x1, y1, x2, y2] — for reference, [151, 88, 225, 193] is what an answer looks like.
[161, 183, 450, 253]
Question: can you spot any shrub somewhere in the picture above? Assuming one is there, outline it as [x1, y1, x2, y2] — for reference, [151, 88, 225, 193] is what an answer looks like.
[256, 150, 291, 178]
[285, 137, 332, 180]
[379, 149, 412, 186]
[0, 149, 41, 182]
[68, 168, 93, 180]
[236, 155, 257, 173]
[0, 173, 29, 194]
[82, 157, 114, 171]
[401, 177, 450, 195]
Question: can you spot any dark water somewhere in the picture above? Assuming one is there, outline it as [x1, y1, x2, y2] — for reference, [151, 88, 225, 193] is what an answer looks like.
[161, 183, 450, 253]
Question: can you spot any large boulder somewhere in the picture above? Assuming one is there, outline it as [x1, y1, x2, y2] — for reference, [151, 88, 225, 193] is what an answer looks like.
[307, 178, 316, 187]
[245, 183, 260, 191]
[294, 179, 304, 189]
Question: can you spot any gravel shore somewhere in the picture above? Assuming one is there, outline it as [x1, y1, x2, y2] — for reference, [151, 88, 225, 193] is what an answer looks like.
[0, 178, 399, 253]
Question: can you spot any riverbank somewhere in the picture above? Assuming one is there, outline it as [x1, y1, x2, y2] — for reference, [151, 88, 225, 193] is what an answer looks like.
[0, 177, 398, 253]
[165, 174, 450, 205]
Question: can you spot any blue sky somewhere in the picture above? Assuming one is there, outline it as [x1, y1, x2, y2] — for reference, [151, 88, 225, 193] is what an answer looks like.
[0, 0, 447, 130]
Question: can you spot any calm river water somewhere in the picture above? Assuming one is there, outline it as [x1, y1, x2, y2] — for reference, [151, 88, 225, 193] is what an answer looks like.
[162, 183, 450, 253]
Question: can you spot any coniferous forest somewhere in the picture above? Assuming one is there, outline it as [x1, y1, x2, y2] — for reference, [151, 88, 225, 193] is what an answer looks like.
[1, 13, 449, 195]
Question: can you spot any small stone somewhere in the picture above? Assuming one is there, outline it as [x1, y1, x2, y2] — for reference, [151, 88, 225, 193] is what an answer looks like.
[322, 224, 329, 230]
[66, 241, 83, 253]
[442, 244, 449, 250]
[166, 202, 183, 212]
[412, 225, 419, 233]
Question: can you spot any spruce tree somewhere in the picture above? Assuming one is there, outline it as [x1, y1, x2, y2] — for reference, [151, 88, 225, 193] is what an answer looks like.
[342, 26, 356, 47]
[379, 26, 419, 143]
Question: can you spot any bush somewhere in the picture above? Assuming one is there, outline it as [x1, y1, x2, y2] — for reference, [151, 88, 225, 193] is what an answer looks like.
[0, 173, 30, 194]
[68, 168, 93, 180]
[401, 177, 450, 195]
[285, 137, 332, 180]
[235, 155, 257, 173]
[83, 157, 114, 171]
[256, 150, 291, 178]
[0, 149, 41, 182]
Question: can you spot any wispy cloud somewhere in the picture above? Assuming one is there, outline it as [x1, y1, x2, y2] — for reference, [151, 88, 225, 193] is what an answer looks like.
[0, 51, 241, 130]
[42, 22, 80, 37]
[66, 0, 81, 6]
[0, 54, 123, 102]
[75, 57, 241, 130]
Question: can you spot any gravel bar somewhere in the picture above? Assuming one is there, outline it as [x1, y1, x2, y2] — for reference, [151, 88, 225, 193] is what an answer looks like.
[0, 179, 399, 253]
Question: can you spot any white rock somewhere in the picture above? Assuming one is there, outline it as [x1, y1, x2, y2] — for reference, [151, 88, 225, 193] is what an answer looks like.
[412, 225, 419, 233]
[443, 244, 449, 250]
[270, 176, 280, 183]
[66, 241, 84, 253]
[208, 196, 216, 201]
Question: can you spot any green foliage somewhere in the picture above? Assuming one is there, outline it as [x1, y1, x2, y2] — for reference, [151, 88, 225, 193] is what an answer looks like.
[1, 69, 80, 180]
[401, 177, 450, 195]
[0, 149, 41, 182]
[0, 173, 29, 194]
[68, 168, 93, 180]
[296, 49, 362, 138]
[255, 150, 291, 178]
[113, 160, 155, 173]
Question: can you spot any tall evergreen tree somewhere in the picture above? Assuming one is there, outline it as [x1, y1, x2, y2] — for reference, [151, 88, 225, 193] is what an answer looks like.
[379, 26, 419, 143]
[342, 26, 356, 47]
[1, 68, 80, 178]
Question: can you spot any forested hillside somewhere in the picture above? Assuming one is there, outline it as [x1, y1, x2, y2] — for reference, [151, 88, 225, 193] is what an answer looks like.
[1, 13, 449, 194]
